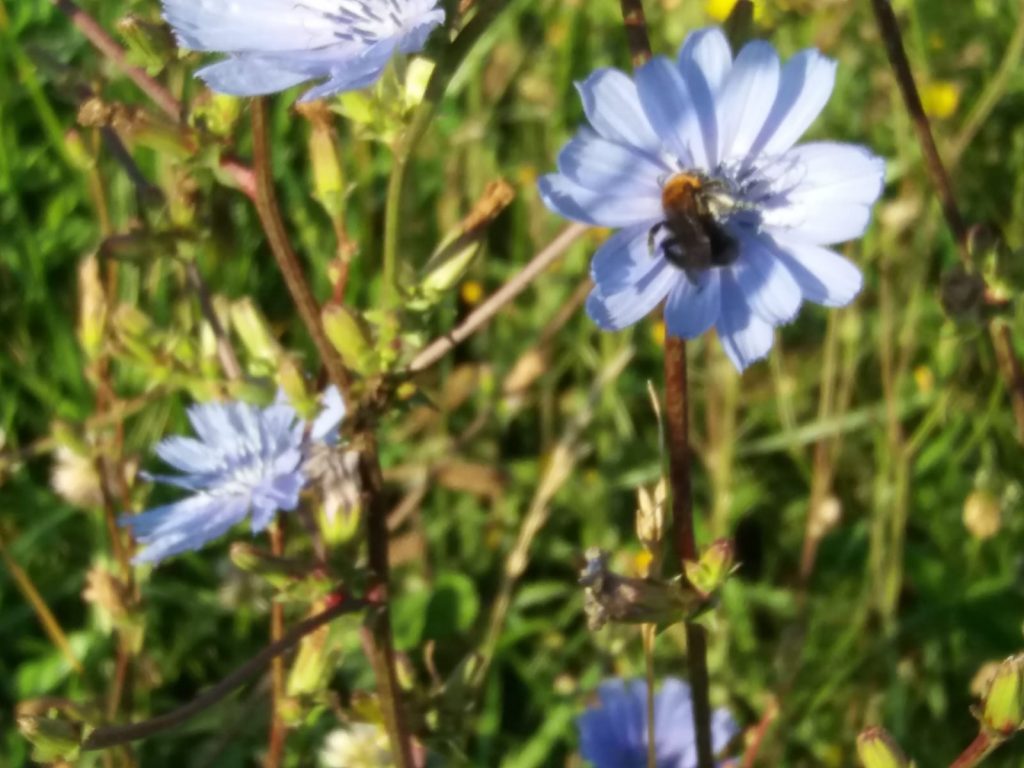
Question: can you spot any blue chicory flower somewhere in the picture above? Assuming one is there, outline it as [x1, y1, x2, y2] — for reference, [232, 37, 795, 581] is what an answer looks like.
[120, 387, 346, 564]
[162, 0, 446, 101]
[539, 27, 885, 371]
[577, 678, 738, 768]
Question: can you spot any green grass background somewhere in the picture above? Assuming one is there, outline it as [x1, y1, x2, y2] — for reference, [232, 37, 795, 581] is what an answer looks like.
[3, 0, 1024, 765]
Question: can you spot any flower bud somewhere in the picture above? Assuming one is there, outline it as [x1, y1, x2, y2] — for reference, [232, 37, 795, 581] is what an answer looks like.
[230, 298, 280, 367]
[981, 654, 1024, 735]
[963, 490, 1001, 540]
[82, 567, 131, 625]
[63, 130, 93, 171]
[298, 103, 347, 219]
[50, 446, 103, 509]
[322, 305, 373, 375]
[416, 180, 515, 303]
[287, 604, 334, 698]
[116, 14, 175, 74]
[417, 239, 481, 302]
[77, 256, 107, 363]
[17, 715, 81, 762]
[635, 479, 666, 557]
[403, 57, 435, 108]
[190, 91, 243, 137]
[856, 727, 910, 768]
[306, 445, 363, 542]
[684, 539, 736, 597]
[940, 264, 986, 321]
[277, 356, 317, 420]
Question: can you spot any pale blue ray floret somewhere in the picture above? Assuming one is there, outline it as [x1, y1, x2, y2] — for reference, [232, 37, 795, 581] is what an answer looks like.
[538, 27, 886, 371]
[577, 678, 739, 768]
[161, 0, 446, 101]
[120, 387, 346, 564]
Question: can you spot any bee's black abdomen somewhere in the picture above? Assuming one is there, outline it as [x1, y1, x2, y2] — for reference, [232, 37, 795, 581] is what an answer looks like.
[707, 223, 738, 267]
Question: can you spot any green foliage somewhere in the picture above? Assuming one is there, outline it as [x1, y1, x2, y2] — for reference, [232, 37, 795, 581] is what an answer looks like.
[4, 0, 1024, 766]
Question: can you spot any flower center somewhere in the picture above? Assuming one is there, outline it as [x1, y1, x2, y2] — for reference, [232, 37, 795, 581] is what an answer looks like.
[319, 0, 406, 43]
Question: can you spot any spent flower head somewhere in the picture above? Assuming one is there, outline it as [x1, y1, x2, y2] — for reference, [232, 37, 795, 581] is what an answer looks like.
[120, 387, 346, 564]
[577, 677, 738, 767]
[162, 0, 446, 101]
[539, 27, 885, 370]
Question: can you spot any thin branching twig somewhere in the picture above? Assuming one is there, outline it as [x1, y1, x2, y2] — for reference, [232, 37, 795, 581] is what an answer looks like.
[51, 0, 257, 200]
[51, 0, 179, 119]
[870, 0, 1024, 439]
[0, 533, 83, 675]
[870, 0, 968, 256]
[81, 595, 370, 750]
[409, 223, 588, 372]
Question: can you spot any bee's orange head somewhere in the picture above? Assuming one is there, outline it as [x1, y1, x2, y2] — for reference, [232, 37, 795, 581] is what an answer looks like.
[661, 173, 704, 215]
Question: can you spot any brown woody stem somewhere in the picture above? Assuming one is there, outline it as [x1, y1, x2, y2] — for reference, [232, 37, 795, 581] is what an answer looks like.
[665, 339, 714, 768]
[251, 98, 350, 397]
[613, 2, 713, 765]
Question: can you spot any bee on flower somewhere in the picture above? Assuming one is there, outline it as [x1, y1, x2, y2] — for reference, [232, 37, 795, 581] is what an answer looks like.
[539, 27, 885, 370]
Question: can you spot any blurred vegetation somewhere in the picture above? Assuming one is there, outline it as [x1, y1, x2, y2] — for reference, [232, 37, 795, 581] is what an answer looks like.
[3, 0, 1024, 765]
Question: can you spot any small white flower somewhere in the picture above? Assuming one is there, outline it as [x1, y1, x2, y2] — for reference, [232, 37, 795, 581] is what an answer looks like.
[162, 0, 446, 101]
[319, 724, 394, 768]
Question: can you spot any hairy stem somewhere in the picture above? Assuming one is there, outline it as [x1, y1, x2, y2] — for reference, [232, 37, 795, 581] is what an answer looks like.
[643, 624, 657, 768]
[615, 0, 713, 762]
[266, 524, 287, 768]
[251, 98, 350, 397]
[358, 440, 416, 768]
[665, 339, 714, 768]
[619, 0, 653, 68]
[949, 733, 996, 768]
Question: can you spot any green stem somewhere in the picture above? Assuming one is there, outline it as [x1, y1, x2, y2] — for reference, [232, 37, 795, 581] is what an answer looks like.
[643, 625, 657, 768]
[380, 1, 506, 316]
[0, 533, 83, 675]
